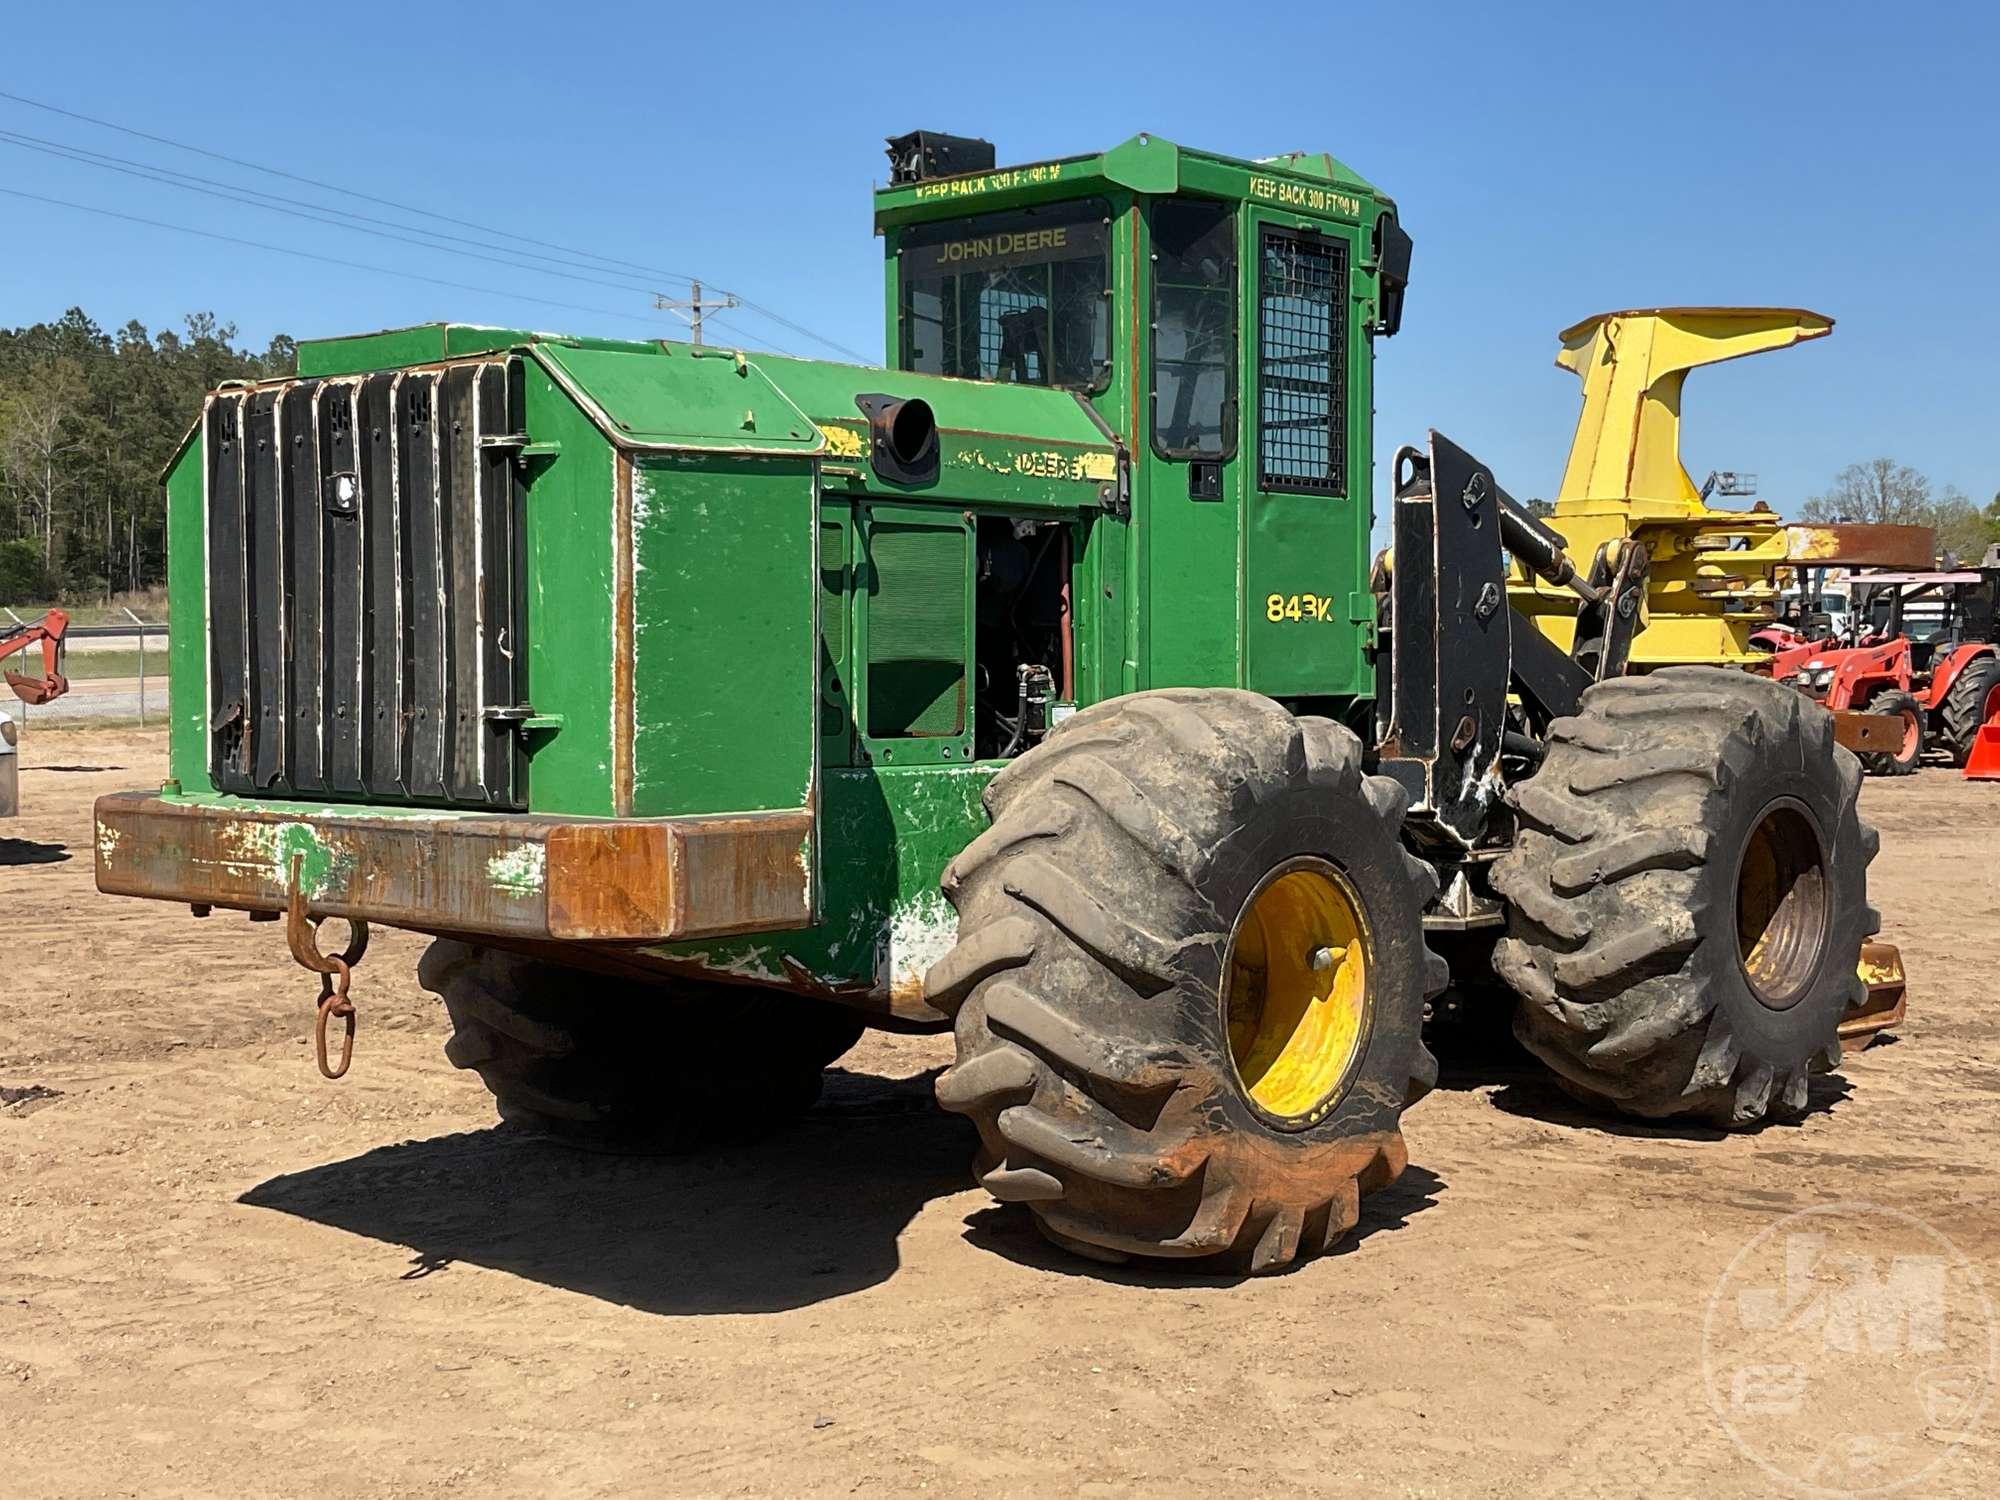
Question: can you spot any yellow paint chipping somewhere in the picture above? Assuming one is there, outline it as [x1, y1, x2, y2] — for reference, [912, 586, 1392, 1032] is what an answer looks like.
[817, 423, 865, 459]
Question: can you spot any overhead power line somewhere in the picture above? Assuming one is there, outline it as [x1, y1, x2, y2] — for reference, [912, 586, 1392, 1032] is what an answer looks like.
[0, 127, 673, 299]
[0, 185, 662, 329]
[703, 313, 799, 360]
[0, 87, 682, 283]
[731, 293, 869, 364]
[0, 88, 872, 362]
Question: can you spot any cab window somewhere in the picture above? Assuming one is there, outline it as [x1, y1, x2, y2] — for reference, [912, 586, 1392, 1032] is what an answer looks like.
[1150, 199, 1237, 459]
[898, 199, 1111, 391]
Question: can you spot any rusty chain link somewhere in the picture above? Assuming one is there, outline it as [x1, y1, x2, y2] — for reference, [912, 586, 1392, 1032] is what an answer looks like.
[315, 958, 356, 1079]
[288, 854, 368, 1081]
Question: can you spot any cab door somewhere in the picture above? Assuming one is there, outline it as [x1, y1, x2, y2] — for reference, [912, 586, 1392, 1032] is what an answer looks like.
[1240, 207, 1373, 701]
[1142, 196, 1243, 687]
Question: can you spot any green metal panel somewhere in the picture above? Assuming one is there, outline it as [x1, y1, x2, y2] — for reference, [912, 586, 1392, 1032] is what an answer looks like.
[297, 324, 532, 378]
[513, 367, 619, 815]
[629, 454, 817, 817]
[760, 354, 1120, 514]
[296, 323, 675, 379]
[164, 437, 211, 792]
[873, 136, 1381, 233]
[651, 761, 996, 995]
[762, 356, 1109, 443]
[532, 344, 822, 454]
[1101, 135, 1180, 195]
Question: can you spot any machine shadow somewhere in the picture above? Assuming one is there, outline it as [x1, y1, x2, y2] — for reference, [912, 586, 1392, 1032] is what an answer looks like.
[960, 1165, 1447, 1286]
[1485, 1070, 1856, 1140]
[1426, 999, 1858, 1139]
[239, 1066, 977, 1316]
[0, 837, 70, 865]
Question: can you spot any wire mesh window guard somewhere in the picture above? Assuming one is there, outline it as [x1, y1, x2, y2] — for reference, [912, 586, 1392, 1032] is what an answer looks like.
[1257, 229, 1348, 495]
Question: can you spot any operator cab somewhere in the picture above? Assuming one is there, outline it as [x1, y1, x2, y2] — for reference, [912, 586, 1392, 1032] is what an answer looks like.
[1855, 571, 1998, 668]
[872, 130, 1412, 728]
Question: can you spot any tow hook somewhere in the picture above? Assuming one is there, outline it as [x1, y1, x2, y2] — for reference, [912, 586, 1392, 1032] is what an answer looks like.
[285, 855, 369, 1079]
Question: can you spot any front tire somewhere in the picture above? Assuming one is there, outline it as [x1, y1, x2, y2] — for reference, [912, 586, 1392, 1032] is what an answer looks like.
[1861, 688, 1923, 776]
[420, 941, 864, 1150]
[926, 689, 1444, 1274]
[1492, 668, 1878, 1127]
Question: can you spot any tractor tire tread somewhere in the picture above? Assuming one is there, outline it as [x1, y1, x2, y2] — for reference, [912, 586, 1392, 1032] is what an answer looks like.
[422, 937, 864, 1150]
[1491, 667, 1876, 1128]
[927, 689, 1441, 1274]
[1941, 653, 2000, 767]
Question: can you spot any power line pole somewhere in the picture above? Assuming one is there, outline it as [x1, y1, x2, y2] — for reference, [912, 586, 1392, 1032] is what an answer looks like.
[653, 280, 739, 345]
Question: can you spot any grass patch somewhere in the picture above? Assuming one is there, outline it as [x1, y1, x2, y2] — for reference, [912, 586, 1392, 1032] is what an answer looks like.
[14, 714, 168, 733]
[60, 650, 162, 681]
[3, 589, 167, 629]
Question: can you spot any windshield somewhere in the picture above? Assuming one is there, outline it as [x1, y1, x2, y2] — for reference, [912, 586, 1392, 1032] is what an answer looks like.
[898, 198, 1110, 391]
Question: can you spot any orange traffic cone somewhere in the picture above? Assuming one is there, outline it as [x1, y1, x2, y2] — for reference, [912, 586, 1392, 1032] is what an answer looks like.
[1965, 703, 2000, 780]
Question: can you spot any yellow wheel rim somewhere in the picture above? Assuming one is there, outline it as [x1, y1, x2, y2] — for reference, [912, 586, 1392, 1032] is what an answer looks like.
[1223, 858, 1372, 1127]
[1735, 799, 1829, 1011]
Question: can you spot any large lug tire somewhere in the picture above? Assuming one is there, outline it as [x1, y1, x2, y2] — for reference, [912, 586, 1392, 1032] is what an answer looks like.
[925, 689, 1445, 1275]
[420, 940, 864, 1150]
[1861, 688, 1923, 776]
[1491, 667, 1879, 1128]
[1941, 653, 2000, 766]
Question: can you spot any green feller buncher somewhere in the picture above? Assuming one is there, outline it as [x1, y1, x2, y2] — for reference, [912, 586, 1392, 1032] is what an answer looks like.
[96, 131, 1884, 1273]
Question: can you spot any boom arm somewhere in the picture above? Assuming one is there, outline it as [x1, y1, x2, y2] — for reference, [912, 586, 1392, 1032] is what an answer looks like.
[0, 609, 70, 704]
[1376, 435, 1647, 847]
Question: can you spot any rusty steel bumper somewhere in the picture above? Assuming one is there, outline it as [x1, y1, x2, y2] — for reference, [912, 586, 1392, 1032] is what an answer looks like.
[93, 792, 811, 943]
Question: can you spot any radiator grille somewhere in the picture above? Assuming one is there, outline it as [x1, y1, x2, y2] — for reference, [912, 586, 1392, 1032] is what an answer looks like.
[865, 520, 966, 739]
[204, 360, 526, 808]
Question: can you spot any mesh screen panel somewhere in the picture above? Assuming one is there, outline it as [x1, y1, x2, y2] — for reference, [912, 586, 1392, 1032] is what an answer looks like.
[866, 522, 967, 738]
[1258, 229, 1348, 495]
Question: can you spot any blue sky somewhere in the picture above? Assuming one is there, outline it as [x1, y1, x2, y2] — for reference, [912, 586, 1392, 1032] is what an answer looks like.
[3, 1, 1994, 516]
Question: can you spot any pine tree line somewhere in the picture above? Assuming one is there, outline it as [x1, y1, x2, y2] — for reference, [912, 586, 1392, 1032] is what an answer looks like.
[0, 307, 293, 603]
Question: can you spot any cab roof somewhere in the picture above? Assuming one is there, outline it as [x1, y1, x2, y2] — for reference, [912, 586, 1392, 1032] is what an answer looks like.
[872, 132, 1389, 231]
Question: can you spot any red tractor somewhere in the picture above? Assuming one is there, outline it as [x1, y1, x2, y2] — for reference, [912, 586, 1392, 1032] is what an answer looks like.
[1769, 568, 2000, 774]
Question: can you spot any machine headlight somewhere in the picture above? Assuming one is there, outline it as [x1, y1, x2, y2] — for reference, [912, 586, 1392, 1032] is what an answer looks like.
[324, 470, 360, 515]
[1813, 668, 1835, 687]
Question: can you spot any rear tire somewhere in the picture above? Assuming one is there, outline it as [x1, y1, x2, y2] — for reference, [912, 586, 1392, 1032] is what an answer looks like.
[926, 689, 1444, 1274]
[1861, 688, 1923, 776]
[1941, 653, 2000, 766]
[420, 941, 864, 1150]
[1491, 668, 1878, 1127]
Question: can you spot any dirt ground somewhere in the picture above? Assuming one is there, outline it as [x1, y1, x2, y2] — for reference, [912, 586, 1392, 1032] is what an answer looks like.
[3, 727, 1996, 1498]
